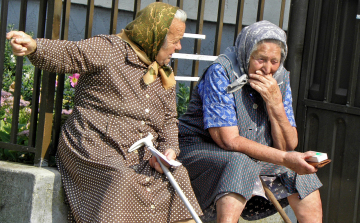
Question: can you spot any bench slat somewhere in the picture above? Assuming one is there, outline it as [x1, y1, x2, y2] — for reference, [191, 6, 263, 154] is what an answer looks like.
[172, 53, 217, 61]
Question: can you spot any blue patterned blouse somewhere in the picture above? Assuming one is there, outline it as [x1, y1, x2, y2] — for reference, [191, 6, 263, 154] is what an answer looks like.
[198, 64, 296, 129]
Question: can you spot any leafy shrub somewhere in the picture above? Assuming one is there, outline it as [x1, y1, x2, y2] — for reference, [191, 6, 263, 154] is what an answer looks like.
[176, 83, 190, 117]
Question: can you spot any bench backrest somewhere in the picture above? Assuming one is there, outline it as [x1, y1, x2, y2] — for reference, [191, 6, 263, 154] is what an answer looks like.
[173, 33, 217, 82]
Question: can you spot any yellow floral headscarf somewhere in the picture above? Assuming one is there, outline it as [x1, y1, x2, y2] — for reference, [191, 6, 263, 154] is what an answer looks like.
[117, 2, 178, 89]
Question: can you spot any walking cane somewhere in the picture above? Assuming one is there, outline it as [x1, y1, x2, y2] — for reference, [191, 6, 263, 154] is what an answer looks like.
[260, 177, 291, 223]
[129, 133, 202, 223]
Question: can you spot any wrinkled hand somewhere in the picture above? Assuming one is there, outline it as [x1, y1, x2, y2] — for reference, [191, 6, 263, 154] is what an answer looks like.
[248, 70, 282, 107]
[6, 31, 37, 56]
[149, 149, 177, 174]
[283, 151, 318, 175]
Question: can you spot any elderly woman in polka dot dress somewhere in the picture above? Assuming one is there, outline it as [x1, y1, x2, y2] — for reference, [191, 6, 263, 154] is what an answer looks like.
[178, 21, 323, 223]
[7, 2, 202, 223]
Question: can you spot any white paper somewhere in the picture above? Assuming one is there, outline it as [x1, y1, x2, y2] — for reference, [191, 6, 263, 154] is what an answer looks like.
[148, 146, 182, 167]
[306, 152, 328, 162]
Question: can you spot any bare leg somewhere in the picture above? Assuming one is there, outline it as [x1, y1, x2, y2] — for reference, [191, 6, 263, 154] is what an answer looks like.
[288, 190, 322, 223]
[216, 193, 247, 223]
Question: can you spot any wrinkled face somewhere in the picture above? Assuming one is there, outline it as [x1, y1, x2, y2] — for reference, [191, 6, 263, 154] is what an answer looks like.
[248, 42, 281, 76]
[155, 18, 185, 66]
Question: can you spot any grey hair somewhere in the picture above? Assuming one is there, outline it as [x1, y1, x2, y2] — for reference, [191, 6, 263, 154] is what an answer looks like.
[161, 9, 187, 49]
[250, 39, 286, 64]
[174, 9, 187, 22]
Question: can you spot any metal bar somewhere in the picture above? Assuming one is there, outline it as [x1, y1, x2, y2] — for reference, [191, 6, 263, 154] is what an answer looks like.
[279, 0, 286, 28]
[190, 0, 205, 94]
[0, 142, 36, 153]
[257, 0, 265, 21]
[304, 99, 360, 116]
[234, 0, 245, 45]
[285, 0, 309, 113]
[171, 0, 184, 76]
[133, 0, 141, 19]
[85, 0, 94, 39]
[61, 0, 71, 40]
[348, 0, 360, 106]
[213, 0, 225, 56]
[323, 1, 340, 103]
[10, 0, 28, 144]
[34, 0, 63, 167]
[294, 0, 323, 153]
[29, 0, 48, 147]
[0, 0, 9, 107]
[52, 0, 70, 156]
[9, 65, 22, 143]
[177, 0, 183, 9]
[110, 0, 119, 34]
[51, 73, 65, 157]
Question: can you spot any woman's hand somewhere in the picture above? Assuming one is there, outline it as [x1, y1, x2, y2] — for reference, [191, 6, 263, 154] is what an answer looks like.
[248, 70, 282, 107]
[283, 151, 318, 175]
[6, 31, 37, 56]
[149, 149, 177, 173]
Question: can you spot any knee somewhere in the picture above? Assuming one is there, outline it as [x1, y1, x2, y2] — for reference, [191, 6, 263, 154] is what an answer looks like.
[216, 193, 246, 223]
[288, 190, 323, 223]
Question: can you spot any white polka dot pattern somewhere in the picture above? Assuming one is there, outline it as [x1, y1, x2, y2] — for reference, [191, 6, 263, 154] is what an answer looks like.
[28, 35, 203, 222]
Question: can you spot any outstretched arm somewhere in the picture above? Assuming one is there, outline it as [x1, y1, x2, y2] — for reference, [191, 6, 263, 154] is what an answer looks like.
[6, 31, 37, 56]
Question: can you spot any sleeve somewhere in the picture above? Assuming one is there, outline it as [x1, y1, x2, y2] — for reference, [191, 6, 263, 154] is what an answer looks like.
[156, 86, 180, 156]
[283, 83, 297, 127]
[27, 35, 114, 75]
[198, 63, 238, 129]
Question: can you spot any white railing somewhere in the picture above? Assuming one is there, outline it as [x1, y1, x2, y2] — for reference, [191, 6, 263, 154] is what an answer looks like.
[174, 33, 217, 82]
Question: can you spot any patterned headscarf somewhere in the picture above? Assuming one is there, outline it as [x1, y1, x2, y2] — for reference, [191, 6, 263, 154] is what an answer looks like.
[117, 2, 179, 89]
[226, 20, 288, 92]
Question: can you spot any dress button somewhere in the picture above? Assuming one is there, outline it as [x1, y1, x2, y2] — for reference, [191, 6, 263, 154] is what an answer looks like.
[145, 109, 149, 113]
[146, 188, 151, 192]
[141, 121, 145, 125]
[134, 150, 138, 154]
[253, 104, 258, 109]
[145, 94, 150, 98]
[150, 204, 155, 209]
[146, 177, 150, 182]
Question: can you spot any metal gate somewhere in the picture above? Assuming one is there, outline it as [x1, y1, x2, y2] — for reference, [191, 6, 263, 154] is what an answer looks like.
[292, 0, 360, 222]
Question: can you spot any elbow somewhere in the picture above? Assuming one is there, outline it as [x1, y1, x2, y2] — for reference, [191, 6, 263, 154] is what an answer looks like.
[286, 135, 298, 151]
[221, 141, 234, 151]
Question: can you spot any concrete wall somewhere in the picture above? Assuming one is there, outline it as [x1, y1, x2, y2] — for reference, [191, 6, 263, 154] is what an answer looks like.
[0, 161, 69, 223]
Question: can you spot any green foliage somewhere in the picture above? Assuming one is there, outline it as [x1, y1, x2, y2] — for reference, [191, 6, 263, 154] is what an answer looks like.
[0, 104, 32, 163]
[0, 24, 35, 164]
[176, 83, 190, 117]
[3, 24, 35, 102]
[62, 75, 76, 110]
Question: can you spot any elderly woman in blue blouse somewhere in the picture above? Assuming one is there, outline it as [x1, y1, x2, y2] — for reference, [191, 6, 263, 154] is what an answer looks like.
[178, 20, 323, 223]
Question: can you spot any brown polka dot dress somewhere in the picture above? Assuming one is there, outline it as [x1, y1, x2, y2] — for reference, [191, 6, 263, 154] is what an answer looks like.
[28, 35, 203, 223]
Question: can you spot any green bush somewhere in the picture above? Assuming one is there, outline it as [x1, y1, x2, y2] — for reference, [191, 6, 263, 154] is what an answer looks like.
[176, 83, 190, 117]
